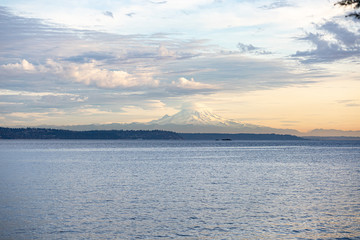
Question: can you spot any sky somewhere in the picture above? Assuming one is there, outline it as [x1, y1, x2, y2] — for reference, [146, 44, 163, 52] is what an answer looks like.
[0, 0, 359, 132]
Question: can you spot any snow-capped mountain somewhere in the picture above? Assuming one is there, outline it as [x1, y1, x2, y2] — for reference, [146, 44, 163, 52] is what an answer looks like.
[36, 106, 302, 135]
[149, 107, 238, 126]
[147, 106, 301, 135]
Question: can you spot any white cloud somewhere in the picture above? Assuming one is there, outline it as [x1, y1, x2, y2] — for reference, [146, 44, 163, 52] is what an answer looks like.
[0, 102, 24, 105]
[6, 109, 65, 119]
[1, 59, 160, 88]
[0, 89, 82, 98]
[119, 103, 177, 123]
[158, 45, 175, 58]
[2, 59, 36, 72]
[46, 60, 137, 88]
[76, 107, 113, 115]
[171, 77, 218, 90]
[144, 100, 166, 109]
[0, 89, 88, 109]
[181, 102, 209, 111]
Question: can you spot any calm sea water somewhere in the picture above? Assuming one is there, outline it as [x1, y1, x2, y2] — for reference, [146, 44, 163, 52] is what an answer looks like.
[0, 140, 359, 240]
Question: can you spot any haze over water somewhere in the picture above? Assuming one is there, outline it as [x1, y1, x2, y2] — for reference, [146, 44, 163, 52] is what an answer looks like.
[1, 139, 359, 239]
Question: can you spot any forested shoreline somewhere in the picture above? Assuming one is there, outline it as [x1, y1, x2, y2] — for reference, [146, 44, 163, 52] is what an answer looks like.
[0, 127, 305, 140]
[0, 127, 182, 140]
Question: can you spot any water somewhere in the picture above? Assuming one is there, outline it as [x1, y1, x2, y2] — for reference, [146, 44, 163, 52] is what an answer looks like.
[0, 140, 359, 239]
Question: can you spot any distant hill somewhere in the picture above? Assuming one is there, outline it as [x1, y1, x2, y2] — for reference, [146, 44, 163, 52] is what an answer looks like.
[304, 129, 360, 137]
[180, 133, 304, 141]
[0, 127, 182, 140]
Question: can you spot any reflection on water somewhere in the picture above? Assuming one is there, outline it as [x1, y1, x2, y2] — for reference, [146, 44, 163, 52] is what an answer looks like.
[0, 140, 359, 239]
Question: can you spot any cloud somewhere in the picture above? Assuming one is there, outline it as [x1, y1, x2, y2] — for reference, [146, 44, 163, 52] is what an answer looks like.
[144, 100, 166, 109]
[237, 43, 258, 52]
[0, 7, 192, 65]
[1, 59, 159, 88]
[76, 107, 113, 115]
[171, 77, 218, 90]
[293, 20, 360, 63]
[161, 55, 316, 94]
[0, 89, 88, 113]
[260, 0, 293, 10]
[181, 102, 208, 111]
[6, 111, 56, 120]
[103, 11, 114, 18]
[0, 102, 24, 105]
[150, 1, 167, 4]
[157, 45, 176, 58]
[0, 89, 83, 98]
[2, 108, 66, 124]
[346, 103, 360, 107]
[126, 12, 135, 17]
[337, 99, 360, 107]
[320, 21, 359, 46]
[2, 59, 36, 72]
[45, 59, 138, 88]
[237, 43, 272, 55]
[65, 52, 116, 63]
[0, 6, 111, 66]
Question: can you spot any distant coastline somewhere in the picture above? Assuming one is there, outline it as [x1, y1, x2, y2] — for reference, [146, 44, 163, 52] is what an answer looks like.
[0, 127, 305, 140]
[179, 133, 304, 141]
[0, 127, 181, 140]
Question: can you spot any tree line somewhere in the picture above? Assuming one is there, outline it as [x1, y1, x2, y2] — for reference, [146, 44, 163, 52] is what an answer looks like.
[336, 0, 360, 19]
[0, 127, 182, 140]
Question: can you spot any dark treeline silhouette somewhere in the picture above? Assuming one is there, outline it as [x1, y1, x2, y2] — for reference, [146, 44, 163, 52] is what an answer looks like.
[0, 127, 182, 140]
[0, 127, 304, 140]
[336, 0, 360, 19]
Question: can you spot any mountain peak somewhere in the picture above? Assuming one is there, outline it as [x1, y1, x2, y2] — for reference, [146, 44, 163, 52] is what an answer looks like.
[149, 106, 237, 126]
